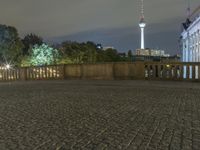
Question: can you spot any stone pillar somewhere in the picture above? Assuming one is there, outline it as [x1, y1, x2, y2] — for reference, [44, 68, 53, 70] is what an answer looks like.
[20, 67, 27, 81]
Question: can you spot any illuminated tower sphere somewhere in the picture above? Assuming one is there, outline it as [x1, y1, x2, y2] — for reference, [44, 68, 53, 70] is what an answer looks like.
[139, 0, 146, 49]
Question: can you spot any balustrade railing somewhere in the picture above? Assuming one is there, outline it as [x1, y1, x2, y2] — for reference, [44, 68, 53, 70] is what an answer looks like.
[26, 65, 63, 80]
[0, 62, 200, 82]
[0, 67, 20, 81]
[144, 62, 200, 81]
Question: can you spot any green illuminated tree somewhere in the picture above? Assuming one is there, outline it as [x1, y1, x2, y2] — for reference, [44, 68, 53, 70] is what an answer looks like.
[30, 44, 59, 66]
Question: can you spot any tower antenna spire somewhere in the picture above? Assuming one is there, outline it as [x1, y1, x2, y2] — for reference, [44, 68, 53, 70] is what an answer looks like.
[141, 0, 144, 19]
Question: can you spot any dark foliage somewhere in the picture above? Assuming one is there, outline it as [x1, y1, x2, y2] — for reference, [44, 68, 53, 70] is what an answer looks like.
[22, 33, 43, 55]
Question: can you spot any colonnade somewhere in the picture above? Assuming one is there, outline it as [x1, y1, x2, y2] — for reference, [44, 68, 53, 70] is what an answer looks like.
[182, 17, 200, 62]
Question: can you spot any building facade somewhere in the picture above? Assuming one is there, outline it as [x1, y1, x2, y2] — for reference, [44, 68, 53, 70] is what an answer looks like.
[136, 48, 170, 57]
[132, 55, 180, 62]
[134, 48, 177, 62]
[181, 7, 200, 62]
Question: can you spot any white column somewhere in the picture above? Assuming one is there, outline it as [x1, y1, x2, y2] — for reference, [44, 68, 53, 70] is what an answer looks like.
[194, 34, 196, 62]
[195, 34, 197, 62]
[198, 32, 200, 62]
[192, 35, 194, 62]
[189, 36, 192, 62]
[197, 31, 200, 62]
[187, 35, 189, 62]
[194, 33, 196, 62]
[183, 39, 186, 62]
[183, 40, 185, 62]
[186, 37, 189, 62]
[197, 33, 199, 62]
[195, 33, 198, 62]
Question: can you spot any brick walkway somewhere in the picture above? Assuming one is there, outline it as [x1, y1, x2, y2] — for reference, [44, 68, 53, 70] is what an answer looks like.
[0, 80, 199, 150]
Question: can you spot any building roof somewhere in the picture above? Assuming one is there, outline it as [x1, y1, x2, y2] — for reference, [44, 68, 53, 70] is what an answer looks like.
[182, 5, 200, 33]
[190, 5, 200, 19]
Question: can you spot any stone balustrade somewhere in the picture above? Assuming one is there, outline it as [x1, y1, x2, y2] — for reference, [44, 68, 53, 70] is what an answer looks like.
[144, 62, 200, 81]
[0, 62, 199, 81]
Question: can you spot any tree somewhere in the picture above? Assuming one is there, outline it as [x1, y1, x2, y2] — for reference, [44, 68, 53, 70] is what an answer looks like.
[96, 48, 105, 62]
[0, 24, 24, 64]
[103, 48, 121, 62]
[58, 41, 98, 64]
[127, 50, 133, 61]
[80, 41, 97, 63]
[56, 41, 124, 63]
[30, 44, 59, 66]
[22, 33, 43, 55]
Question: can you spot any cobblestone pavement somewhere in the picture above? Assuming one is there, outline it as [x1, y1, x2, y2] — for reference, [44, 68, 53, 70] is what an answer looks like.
[0, 80, 200, 150]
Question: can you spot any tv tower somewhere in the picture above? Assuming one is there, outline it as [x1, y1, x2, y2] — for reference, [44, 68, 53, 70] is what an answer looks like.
[139, 0, 146, 49]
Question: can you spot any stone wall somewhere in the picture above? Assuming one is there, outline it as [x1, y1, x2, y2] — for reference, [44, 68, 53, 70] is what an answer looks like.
[63, 62, 145, 80]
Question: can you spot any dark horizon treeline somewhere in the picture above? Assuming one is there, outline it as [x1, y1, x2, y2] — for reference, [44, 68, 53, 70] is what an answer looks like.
[0, 24, 133, 66]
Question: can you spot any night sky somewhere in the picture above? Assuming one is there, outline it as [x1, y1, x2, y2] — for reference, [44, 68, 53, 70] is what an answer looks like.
[0, 0, 199, 54]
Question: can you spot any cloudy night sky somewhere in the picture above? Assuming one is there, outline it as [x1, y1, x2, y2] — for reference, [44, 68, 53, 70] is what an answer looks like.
[0, 0, 199, 54]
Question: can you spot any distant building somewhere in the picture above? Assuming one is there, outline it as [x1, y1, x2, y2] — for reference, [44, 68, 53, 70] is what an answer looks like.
[132, 55, 181, 62]
[103, 46, 115, 50]
[136, 48, 170, 57]
[133, 48, 179, 62]
[181, 5, 200, 62]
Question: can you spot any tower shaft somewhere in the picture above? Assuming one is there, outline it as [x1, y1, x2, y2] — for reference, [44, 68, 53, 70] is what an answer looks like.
[140, 27, 145, 49]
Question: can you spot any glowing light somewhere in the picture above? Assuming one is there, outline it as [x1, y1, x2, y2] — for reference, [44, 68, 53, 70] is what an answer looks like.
[4, 63, 12, 70]
[6, 64, 10, 69]
[139, 22, 146, 28]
